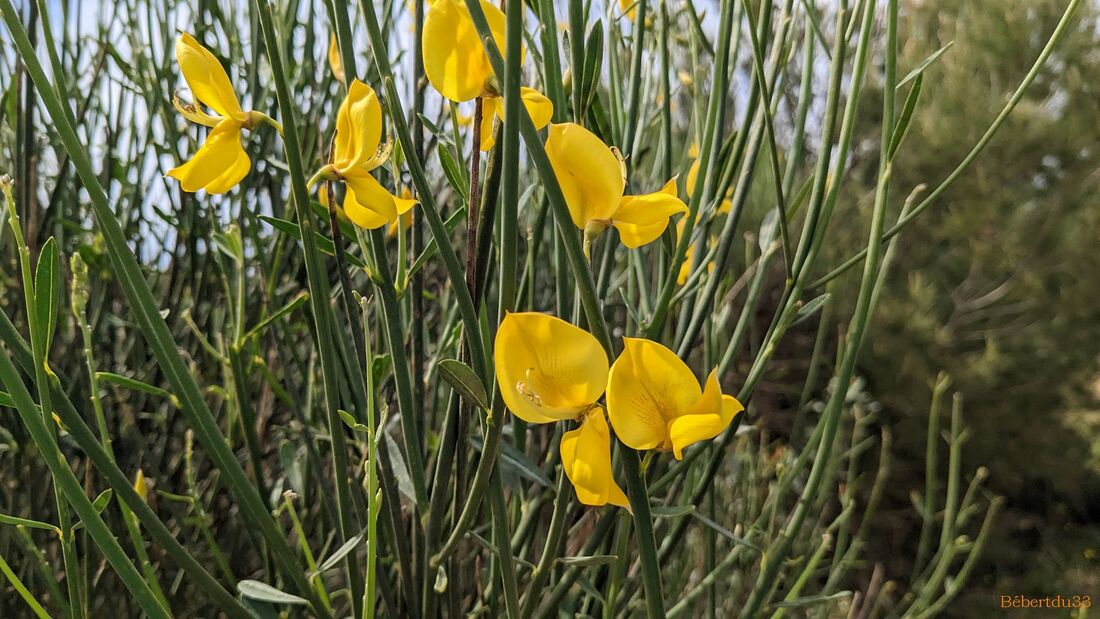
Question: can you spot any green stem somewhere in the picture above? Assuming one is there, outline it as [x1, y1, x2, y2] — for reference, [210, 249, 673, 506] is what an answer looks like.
[0, 2, 325, 610]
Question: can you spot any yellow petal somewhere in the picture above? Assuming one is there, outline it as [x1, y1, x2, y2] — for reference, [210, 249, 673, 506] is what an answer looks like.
[667, 370, 737, 459]
[619, 0, 637, 21]
[328, 33, 346, 83]
[545, 123, 625, 228]
[520, 87, 554, 131]
[335, 80, 385, 172]
[494, 312, 609, 424]
[480, 88, 554, 151]
[176, 33, 245, 121]
[606, 337, 702, 451]
[344, 171, 399, 227]
[423, 0, 497, 102]
[167, 120, 250, 194]
[613, 178, 688, 248]
[560, 408, 630, 510]
[685, 157, 700, 197]
[479, 96, 501, 151]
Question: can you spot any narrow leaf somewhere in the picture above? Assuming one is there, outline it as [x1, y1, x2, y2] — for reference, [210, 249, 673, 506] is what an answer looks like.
[237, 580, 308, 606]
[437, 359, 489, 409]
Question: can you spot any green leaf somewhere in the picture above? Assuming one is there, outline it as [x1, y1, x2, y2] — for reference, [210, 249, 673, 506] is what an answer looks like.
[437, 142, 469, 199]
[211, 229, 243, 263]
[771, 591, 852, 609]
[371, 353, 393, 387]
[580, 21, 604, 115]
[259, 215, 366, 269]
[888, 74, 923, 159]
[338, 409, 368, 433]
[96, 372, 178, 405]
[437, 359, 489, 410]
[792, 294, 831, 327]
[313, 528, 367, 575]
[236, 580, 309, 606]
[91, 489, 113, 512]
[897, 41, 954, 89]
[0, 511, 61, 535]
[470, 436, 552, 488]
[651, 504, 695, 518]
[556, 554, 617, 568]
[32, 237, 61, 354]
[383, 433, 417, 505]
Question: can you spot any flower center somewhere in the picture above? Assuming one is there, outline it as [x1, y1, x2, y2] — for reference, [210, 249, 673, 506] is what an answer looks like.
[515, 368, 545, 408]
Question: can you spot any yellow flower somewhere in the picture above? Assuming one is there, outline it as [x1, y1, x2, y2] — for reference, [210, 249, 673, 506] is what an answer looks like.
[545, 122, 688, 248]
[494, 312, 629, 509]
[606, 338, 743, 460]
[168, 33, 261, 194]
[328, 33, 345, 83]
[133, 469, 148, 502]
[423, 0, 505, 102]
[312, 79, 408, 228]
[478, 87, 553, 151]
[423, 0, 553, 150]
[495, 312, 608, 423]
[318, 184, 417, 234]
[619, 0, 637, 21]
[561, 408, 631, 510]
[685, 143, 732, 213]
[675, 217, 715, 286]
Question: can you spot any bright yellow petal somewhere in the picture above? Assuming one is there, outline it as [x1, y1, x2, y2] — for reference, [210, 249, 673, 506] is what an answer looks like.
[545, 123, 625, 228]
[685, 157, 700, 197]
[494, 312, 608, 423]
[344, 171, 399, 227]
[334, 80, 385, 172]
[167, 120, 249, 194]
[667, 370, 736, 459]
[328, 33, 346, 83]
[606, 337, 701, 451]
[423, 0, 491, 102]
[619, 0, 637, 21]
[479, 96, 501, 151]
[520, 87, 554, 131]
[560, 409, 630, 510]
[480, 88, 553, 151]
[613, 178, 688, 248]
[176, 33, 245, 121]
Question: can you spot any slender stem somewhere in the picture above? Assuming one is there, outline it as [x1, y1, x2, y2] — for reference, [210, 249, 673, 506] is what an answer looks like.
[251, 0, 363, 610]
[620, 447, 666, 616]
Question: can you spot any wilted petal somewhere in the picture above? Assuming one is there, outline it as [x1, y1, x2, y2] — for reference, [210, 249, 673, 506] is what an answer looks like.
[344, 171, 399, 227]
[606, 337, 702, 451]
[176, 33, 245, 121]
[560, 408, 630, 510]
[613, 178, 688, 248]
[494, 312, 609, 424]
[167, 120, 249, 194]
[334, 80, 385, 172]
[545, 122, 625, 228]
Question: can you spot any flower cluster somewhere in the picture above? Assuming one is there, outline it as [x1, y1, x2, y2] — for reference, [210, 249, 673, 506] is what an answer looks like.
[169, 8, 733, 512]
[496, 313, 743, 509]
[168, 35, 410, 230]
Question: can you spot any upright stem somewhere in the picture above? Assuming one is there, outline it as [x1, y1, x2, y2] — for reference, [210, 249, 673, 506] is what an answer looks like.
[467, 97, 484, 299]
